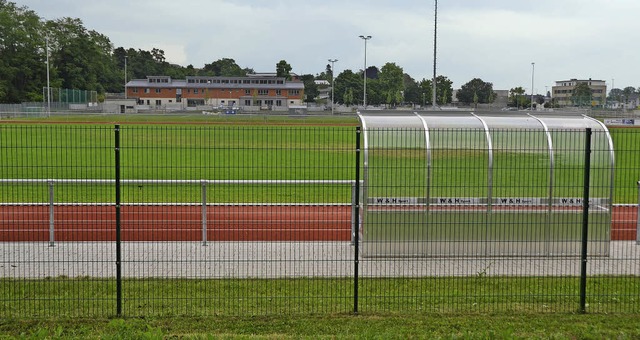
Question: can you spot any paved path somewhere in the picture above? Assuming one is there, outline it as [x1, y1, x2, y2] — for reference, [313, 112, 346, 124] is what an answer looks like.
[1, 241, 638, 278]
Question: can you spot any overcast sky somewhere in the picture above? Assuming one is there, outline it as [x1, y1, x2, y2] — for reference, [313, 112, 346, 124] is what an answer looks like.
[17, 0, 640, 92]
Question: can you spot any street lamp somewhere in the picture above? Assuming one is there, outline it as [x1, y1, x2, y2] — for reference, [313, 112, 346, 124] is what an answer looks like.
[358, 35, 372, 108]
[328, 58, 338, 115]
[531, 62, 535, 111]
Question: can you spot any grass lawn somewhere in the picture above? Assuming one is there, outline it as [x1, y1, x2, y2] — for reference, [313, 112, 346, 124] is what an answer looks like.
[1, 116, 638, 203]
[2, 276, 638, 317]
[1, 313, 640, 338]
[1, 276, 639, 337]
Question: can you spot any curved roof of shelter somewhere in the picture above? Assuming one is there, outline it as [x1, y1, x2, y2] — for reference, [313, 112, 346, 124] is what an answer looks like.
[358, 110, 608, 131]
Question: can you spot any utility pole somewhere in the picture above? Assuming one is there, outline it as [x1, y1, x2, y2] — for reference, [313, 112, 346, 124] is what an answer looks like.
[432, 0, 438, 109]
[328, 59, 338, 115]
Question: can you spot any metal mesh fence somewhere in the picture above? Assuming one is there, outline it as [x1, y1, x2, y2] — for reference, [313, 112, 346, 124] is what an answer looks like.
[0, 124, 638, 317]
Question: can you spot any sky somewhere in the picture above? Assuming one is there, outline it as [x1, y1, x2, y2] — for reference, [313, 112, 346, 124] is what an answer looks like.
[16, 0, 640, 93]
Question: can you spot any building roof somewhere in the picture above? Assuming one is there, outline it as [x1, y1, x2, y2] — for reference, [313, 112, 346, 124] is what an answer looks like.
[126, 75, 304, 90]
[554, 78, 606, 86]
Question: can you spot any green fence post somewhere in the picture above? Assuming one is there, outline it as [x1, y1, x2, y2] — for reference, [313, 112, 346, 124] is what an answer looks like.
[115, 124, 122, 317]
[354, 127, 361, 315]
[579, 128, 592, 314]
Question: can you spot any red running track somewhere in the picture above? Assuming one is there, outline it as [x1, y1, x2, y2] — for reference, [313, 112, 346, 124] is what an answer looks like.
[0, 205, 352, 242]
[0, 205, 636, 242]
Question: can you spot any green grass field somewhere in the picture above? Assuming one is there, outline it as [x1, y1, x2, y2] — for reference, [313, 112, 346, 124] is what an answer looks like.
[1, 276, 638, 318]
[2, 313, 640, 338]
[1, 114, 638, 203]
[1, 275, 638, 338]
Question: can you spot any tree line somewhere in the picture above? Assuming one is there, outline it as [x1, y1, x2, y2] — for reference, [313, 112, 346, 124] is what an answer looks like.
[0, 0, 529, 108]
[0, 0, 500, 107]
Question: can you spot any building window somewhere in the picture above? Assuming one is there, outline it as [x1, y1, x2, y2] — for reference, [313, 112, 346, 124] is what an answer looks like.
[288, 90, 300, 96]
[155, 100, 161, 106]
[194, 89, 199, 94]
[145, 88, 150, 94]
[276, 90, 282, 96]
[244, 99, 251, 106]
[132, 88, 138, 93]
[155, 88, 161, 93]
[258, 89, 269, 95]
[187, 99, 204, 107]
[245, 89, 251, 95]
[276, 100, 282, 106]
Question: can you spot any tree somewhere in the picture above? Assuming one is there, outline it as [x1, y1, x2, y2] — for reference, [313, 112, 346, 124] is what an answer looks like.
[418, 79, 433, 107]
[622, 86, 636, 104]
[321, 63, 333, 82]
[203, 58, 245, 77]
[403, 74, 421, 106]
[509, 87, 527, 108]
[343, 88, 354, 107]
[45, 17, 124, 94]
[334, 69, 362, 105]
[456, 78, 496, 105]
[571, 82, 592, 106]
[0, 0, 47, 102]
[276, 60, 292, 80]
[378, 62, 404, 106]
[299, 74, 318, 102]
[365, 79, 384, 106]
[434, 75, 454, 105]
[608, 88, 624, 102]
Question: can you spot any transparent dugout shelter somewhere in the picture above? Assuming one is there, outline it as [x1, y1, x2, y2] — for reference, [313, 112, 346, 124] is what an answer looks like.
[358, 111, 614, 257]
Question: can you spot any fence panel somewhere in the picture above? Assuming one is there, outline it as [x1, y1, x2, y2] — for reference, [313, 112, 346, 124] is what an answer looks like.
[1, 124, 639, 317]
[0, 125, 116, 317]
[117, 126, 354, 316]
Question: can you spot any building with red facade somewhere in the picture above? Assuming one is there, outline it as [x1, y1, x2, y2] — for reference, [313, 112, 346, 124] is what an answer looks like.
[125, 74, 305, 111]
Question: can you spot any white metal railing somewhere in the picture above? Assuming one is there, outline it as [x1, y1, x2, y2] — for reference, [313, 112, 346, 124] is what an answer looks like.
[2, 179, 638, 246]
[0, 179, 359, 246]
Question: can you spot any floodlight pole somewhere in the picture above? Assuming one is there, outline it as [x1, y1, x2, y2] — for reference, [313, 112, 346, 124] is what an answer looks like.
[432, 0, 438, 109]
[359, 35, 371, 109]
[531, 62, 535, 111]
[46, 36, 51, 116]
[328, 59, 338, 115]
